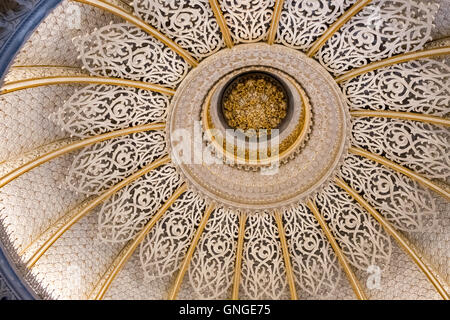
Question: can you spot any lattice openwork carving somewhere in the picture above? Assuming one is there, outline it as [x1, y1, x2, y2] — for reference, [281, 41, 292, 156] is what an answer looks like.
[276, 0, 357, 51]
[240, 212, 289, 300]
[55, 84, 171, 138]
[219, 0, 275, 43]
[187, 207, 239, 299]
[74, 23, 190, 88]
[282, 204, 341, 299]
[66, 131, 167, 195]
[316, 0, 438, 75]
[341, 58, 450, 117]
[133, 0, 225, 60]
[351, 117, 450, 183]
[139, 190, 207, 281]
[98, 164, 183, 243]
[314, 184, 392, 272]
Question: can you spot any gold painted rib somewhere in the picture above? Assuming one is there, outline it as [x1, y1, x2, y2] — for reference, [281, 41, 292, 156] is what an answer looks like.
[72, 0, 198, 67]
[307, 0, 372, 57]
[267, 0, 285, 45]
[0, 76, 175, 96]
[335, 178, 449, 300]
[209, 0, 233, 48]
[350, 110, 450, 127]
[92, 184, 188, 300]
[168, 203, 216, 300]
[0, 123, 165, 189]
[349, 147, 450, 200]
[306, 200, 367, 300]
[26, 156, 171, 269]
[336, 46, 450, 83]
[274, 210, 298, 300]
[232, 212, 247, 300]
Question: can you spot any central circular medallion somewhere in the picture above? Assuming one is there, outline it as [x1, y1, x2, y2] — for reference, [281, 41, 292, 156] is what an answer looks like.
[167, 44, 349, 211]
[221, 72, 288, 132]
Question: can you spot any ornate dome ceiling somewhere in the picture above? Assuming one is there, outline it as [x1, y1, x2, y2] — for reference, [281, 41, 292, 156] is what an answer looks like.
[0, 0, 449, 300]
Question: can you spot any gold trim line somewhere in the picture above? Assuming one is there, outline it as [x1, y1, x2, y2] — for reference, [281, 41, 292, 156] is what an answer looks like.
[208, 0, 234, 48]
[307, 0, 372, 57]
[349, 147, 450, 200]
[1, 76, 175, 96]
[267, 0, 285, 45]
[72, 0, 198, 67]
[92, 184, 188, 300]
[26, 156, 171, 269]
[231, 212, 247, 300]
[350, 110, 450, 127]
[0, 123, 165, 189]
[306, 200, 367, 300]
[336, 46, 450, 83]
[274, 210, 298, 300]
[335, 178, 449, 300]
[168, 203, 216, 300]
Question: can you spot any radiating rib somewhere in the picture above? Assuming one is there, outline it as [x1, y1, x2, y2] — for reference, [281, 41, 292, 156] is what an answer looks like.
[274, 210, 298, 300]
[208, 0, 233, 48]
[350, 111, 450, 127]
[267, 0, 285, 45]
[90, 184, 188, 300]
[349, 147, 450, 200]
[72, 0, 198, 67]
[306, 0, 372, 57]
[0, 76, 175, 96]
[0, 123, 165, 189]
[306, 200, 367, 300]
[336, 46, 450, 83]
[168, 203, 216, 300]
[26, 156, 171, 269]
[232, 212, 247, 300]
[335, 178, 449, 300]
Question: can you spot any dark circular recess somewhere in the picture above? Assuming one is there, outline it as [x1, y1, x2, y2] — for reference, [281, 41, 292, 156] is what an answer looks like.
[218, 71, 294, 133]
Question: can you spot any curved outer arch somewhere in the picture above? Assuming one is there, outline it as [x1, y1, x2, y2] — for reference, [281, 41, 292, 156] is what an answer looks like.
[0, 123, 166, 189]
[25, 156, 171, 269]
[72, 0, 199, 67]
[0, 76, 176, 96]
[306, 200, 367, 300]
[335, 178, 449, 300]
[91, 184, 188, 300]
[350, 111, 450, 127]
[349, 147, 450, 201]
[0, 0, 63, 300]
[335, 47, 450, 83]
[306, 0, 372, 57]
[168, 203, 216, 300]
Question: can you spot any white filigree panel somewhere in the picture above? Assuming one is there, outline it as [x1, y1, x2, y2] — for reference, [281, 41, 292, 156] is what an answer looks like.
[282, 204, 341, 299]
[139, 190, 207, 280]
[342, 58, 450, 117]
[66, 131, 167, 195]
[340, 153, 437, 232]
[276, 0, 357, 51]
[55, 84, 170, 138]
[351, 117, 450, 183]
[219, 0, 275, 43]
[240, 212, 289, 300]
[314, 184, 392, 271]
[74, 23, 189, 88]
[98, 163, 183, 243]
[187, 207, 239, 299]
[316, 0, 438, 75]
[133, 0, 225, 60]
